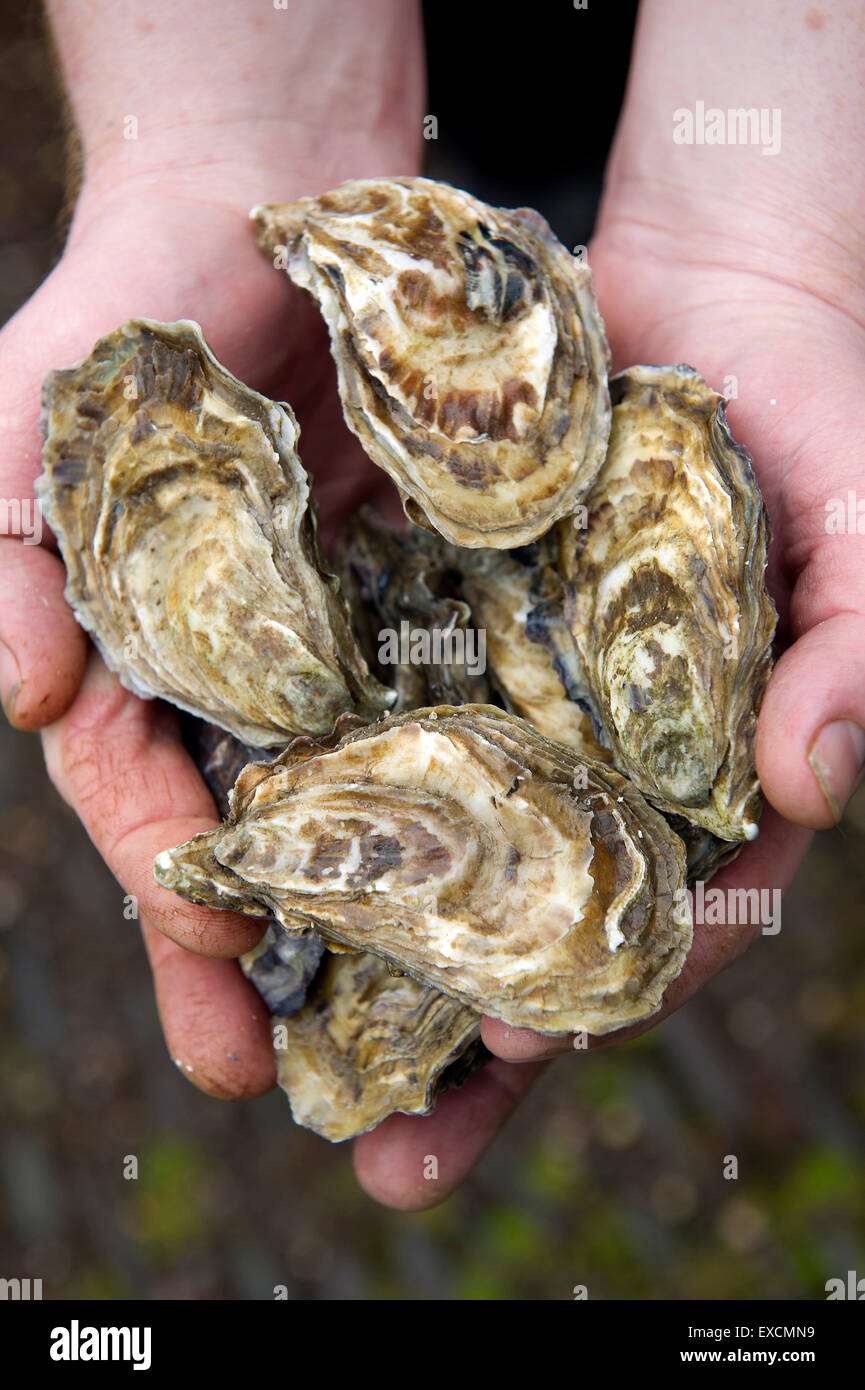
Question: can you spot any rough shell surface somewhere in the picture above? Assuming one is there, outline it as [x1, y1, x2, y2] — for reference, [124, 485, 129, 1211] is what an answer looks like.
[428, 536, 611, 759]
[334, 505, 492, 710]
[555, 366, 776, 843]
[37, 319, 392, 747]
[183, 713, 478, 1116]
[253, 178, 611, 548]
[155, 705, 691, 1036]
[272, 949, 484, 1141]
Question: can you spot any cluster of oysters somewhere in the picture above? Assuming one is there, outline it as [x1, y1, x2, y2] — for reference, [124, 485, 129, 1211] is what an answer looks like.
[37, 178, 776, 1141]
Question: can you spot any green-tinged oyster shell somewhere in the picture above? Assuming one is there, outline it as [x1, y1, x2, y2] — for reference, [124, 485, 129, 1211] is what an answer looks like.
[37, 318, 393, 747]
[554, 365, 776, 846]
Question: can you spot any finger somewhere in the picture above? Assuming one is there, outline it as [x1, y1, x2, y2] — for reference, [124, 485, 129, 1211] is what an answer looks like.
[757, 611, 865, 828]
[483, 804, 811, 1063]
[140, 911, 275, 1100]
[41, 650, 266, 958]
[481, 1017, 571, 1062]
[353, 1057, 548, 1210]
[0, 538, 88, 728]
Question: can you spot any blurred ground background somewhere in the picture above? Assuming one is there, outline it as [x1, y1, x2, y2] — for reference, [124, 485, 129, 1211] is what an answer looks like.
[1, 3, 864, 1301]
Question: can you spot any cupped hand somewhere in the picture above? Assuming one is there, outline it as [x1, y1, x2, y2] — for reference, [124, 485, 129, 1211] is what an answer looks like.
[22, 188, 852, 1212]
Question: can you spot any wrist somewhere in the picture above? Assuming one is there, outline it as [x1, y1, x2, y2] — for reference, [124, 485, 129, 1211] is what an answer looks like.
[72, 118, 423, 237]
[599, 0, 865, 325]
[594, 174, 865, 339]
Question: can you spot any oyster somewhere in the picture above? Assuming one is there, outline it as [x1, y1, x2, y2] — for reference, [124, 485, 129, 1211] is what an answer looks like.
[37, 318, 392, 747]
[155, 705, 691, 1036]
[182, 714, 481, 1124]
[182, 716, 325, 1014]
[253, 178, 611, 548]
[433, 539, 610, 759]
[554, 366, 776, 844]
[334, 505, 492, 710]
[272, 950, 484, 1142]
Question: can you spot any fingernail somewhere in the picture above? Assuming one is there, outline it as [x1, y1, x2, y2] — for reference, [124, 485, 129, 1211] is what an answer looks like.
[0, 638, 22, 722]
[809, 720, 865, 822]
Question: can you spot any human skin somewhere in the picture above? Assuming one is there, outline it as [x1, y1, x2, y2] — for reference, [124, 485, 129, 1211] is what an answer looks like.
[5, 0, 860, 1210]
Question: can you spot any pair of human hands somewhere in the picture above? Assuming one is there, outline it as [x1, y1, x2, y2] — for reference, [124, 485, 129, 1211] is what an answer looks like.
[5, 15, 863, 1204]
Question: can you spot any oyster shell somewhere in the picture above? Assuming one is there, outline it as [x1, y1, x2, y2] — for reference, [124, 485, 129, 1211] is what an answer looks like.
[433, 539, 610, 759]
[554, 366, 776, 844]
[155, 705, 691, 1036]
[271, 950, 484, 1142]
[37, 318, 392, 747]
[182, 714, 481, 1125]
[182, 716, 325, 1014]
[253, 178, 611, 549]
[333, 505, 492, 710]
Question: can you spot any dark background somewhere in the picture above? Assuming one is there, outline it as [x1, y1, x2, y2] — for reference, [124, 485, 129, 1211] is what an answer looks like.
[0, 2, 864, 1300]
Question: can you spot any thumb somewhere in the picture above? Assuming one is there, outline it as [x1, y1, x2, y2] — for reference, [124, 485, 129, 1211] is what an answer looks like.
[756, 609, 865, 829]
[0, 266, 109, 729]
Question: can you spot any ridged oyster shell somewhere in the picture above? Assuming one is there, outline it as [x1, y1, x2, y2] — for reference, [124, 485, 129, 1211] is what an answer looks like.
[272, 950, 484, 1142]
[253, 178, 611, 549]
[334, 505, 491, 711]
[37, 319, 392, 746]
[155, 705, 691, 1036]
[554, 366, 776, 844]
[334, 508, 609, 756]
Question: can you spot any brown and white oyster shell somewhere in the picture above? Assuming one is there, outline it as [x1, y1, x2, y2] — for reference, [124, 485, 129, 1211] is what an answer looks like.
[271, 950, 484, 1142]
[554, 366, 776, 845]
[155, 705, 691, 1037]
[37, 319, 392, 747]
[252, 178, 611, 549]
[182, 713, 481, 1125]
